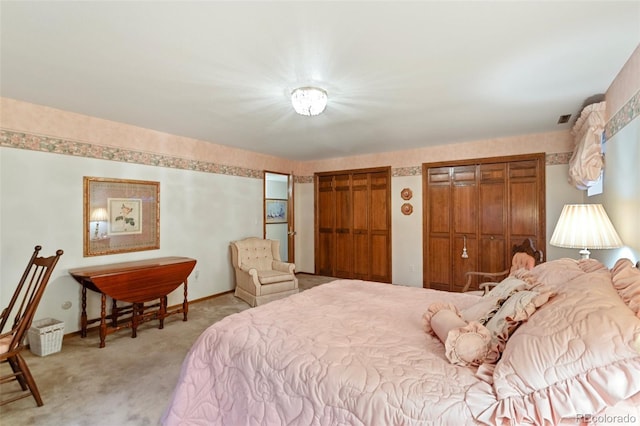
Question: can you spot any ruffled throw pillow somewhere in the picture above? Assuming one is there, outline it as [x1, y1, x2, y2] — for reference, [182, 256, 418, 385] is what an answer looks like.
[423, 303, 499, 367]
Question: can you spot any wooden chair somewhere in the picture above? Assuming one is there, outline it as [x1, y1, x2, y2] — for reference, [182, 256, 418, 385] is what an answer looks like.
[0, 245, 64, 407]
[462, 238, 543, 293]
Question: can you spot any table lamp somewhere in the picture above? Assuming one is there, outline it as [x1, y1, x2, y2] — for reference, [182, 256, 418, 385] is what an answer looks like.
[550, 204, 623, 259]
[90, 207, 109, 239]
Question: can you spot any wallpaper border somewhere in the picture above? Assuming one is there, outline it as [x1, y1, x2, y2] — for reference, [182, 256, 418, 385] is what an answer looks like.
[0, 124, 620, 184]
[605, 89, 640, 141]
[0, 129, 263, 179]
[0, 128, 574, 182]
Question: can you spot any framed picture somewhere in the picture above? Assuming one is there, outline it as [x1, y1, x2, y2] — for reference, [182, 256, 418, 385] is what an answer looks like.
[83, 177, 160, 257]
[265, 199, 287, 223]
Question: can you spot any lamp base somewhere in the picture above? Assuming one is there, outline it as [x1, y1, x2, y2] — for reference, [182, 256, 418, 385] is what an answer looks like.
[579, 248, 591, 259]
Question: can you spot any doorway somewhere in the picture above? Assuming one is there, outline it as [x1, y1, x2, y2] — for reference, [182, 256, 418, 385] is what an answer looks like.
[264, 171, 294, 263]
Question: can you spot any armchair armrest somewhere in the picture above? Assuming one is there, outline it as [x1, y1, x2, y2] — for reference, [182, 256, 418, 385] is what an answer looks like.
[462, 269, 509, 293]
[239, 265, 258, 277]
[272, 260, 296, 274]
[272, 261, 295, 274]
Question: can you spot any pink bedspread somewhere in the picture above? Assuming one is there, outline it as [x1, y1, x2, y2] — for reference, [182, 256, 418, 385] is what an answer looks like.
[161, 280, 484, 425]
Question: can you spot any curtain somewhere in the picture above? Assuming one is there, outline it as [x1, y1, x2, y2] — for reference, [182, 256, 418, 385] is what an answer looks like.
[568, 101, 606, 190]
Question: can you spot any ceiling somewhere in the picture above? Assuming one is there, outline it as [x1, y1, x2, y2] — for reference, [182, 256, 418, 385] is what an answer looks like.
[1, 1, 639, 161]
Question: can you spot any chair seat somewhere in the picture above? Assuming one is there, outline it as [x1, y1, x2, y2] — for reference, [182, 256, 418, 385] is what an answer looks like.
[257, 269, 295, 284]
[0, 334, 13, 353]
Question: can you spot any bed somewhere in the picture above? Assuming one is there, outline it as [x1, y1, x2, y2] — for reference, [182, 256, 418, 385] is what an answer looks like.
[161, 258, 640, 425]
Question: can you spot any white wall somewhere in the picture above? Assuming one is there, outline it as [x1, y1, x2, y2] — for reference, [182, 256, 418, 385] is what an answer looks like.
[293, 182, 314, 273]
[591, 116, 640, 267]
[392, 175, 422, 287]
[0, 147, 262, 334]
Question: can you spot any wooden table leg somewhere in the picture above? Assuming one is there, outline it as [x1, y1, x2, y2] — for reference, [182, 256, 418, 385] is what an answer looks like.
[131, 303, 140, 338]
[81, 285, 88, 338]
[99, 293, 107, 348]
[111, 299, 119, 327]
[182, 279, 188, 321]
[159, 296, 166, 329]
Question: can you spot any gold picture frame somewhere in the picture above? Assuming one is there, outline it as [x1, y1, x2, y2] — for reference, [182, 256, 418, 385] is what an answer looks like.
[83, 177, 160, 257]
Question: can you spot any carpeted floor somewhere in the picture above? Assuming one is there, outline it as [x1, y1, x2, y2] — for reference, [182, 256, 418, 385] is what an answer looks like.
[0, 273, 336, 426]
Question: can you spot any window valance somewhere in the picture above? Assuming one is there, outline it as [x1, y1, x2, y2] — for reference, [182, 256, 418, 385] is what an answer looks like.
[568, 101, 606, 190]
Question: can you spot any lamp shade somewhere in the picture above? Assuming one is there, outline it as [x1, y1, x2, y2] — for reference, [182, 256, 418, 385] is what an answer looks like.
[90, 207, 109, 222]
[291, 86, 327, 116]
[550, 204, 623, 258]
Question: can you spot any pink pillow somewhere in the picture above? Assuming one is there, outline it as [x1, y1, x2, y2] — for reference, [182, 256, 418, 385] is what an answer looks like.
[468, 258, 640, 425]
[445, 322, 498, 366]
[422, 303, 497, 366]
[430, 309, 466, 342]
[611, 258, 640, 317]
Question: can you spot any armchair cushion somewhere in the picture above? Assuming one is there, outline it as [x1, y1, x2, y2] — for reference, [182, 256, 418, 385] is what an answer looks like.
[257, 270, 295, 285]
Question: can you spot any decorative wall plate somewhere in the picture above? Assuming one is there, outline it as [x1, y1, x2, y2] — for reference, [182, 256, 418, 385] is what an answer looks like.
[401, 188, 413, 200]
[401, 203, 413, 215]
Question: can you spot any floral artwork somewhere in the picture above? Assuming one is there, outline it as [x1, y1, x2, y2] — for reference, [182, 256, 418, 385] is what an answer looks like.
[108, 198, 142, 235]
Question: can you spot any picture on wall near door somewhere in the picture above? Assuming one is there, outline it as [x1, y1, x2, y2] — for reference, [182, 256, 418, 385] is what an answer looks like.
[265, 199, 287, 223]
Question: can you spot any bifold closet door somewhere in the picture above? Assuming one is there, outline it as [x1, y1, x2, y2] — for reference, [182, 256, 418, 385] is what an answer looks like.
[423, 154, 545, 292]
[315, 168, 391, 283]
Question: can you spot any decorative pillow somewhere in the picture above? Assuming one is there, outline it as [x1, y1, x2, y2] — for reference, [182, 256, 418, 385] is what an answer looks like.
[460, 295, 505, 325]
[484, 289, 554, 346]
[468, 258, 640, 426]
[422, 303, 497, 366]
[445, 322, 499, 366]
[422, 302, 459, 335]
[484, 276, 528, 299]
[611, 258, 640, 317]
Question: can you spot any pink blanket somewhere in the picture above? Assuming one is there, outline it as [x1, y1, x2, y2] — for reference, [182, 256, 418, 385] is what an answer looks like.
[162, 263, 640, 425]
[162, 280, 484, 425]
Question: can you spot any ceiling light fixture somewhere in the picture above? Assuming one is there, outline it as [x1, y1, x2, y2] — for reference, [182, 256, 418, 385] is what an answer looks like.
[291, 86, 328, 116]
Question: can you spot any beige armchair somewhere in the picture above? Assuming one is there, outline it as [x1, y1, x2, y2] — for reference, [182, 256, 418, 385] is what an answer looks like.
[230, 237, 299, 307]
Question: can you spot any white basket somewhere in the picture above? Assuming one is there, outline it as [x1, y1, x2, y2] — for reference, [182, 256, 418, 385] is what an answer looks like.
[28, 318, 64, 356]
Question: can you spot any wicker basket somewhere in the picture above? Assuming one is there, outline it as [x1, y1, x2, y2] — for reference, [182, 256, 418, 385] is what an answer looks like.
[28, 318, 64, 356]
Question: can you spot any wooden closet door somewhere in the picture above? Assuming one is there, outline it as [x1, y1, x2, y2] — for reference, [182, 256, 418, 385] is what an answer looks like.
[508, 160, 543, 251]
[368, 171, 391, 282]
[315, 167, 391, 282]
[425, 167, 452, 291]
[316, 175, 335, 277]
[478, 163, 507, 276]
[352, 173, 369, 279]
[334, 175, 353, 278]
[423, 153, 545, 292]
[452, 166, 478, 292]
